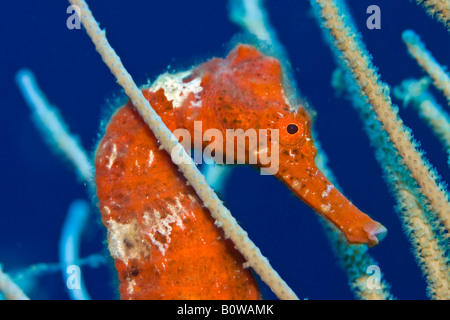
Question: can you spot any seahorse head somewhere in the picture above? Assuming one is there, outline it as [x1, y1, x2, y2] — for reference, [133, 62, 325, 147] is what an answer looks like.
[180, 44, 387, 246]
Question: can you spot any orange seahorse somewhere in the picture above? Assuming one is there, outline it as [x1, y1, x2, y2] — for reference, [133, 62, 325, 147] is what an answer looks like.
[94, 44, 387, 299]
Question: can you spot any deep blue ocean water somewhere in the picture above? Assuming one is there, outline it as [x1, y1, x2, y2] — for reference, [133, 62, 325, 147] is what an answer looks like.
[1, 0, 449, 300]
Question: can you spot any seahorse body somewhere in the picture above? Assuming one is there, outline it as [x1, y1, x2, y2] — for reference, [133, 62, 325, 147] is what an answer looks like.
[95, 44, 386, 299]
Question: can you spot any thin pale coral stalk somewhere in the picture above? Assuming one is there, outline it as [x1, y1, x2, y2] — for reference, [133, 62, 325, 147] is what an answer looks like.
[415, 0, 450, 31]
[396, 188, 450, 299]
[0, 267, 29, 300]
[68, 0, 298, 300]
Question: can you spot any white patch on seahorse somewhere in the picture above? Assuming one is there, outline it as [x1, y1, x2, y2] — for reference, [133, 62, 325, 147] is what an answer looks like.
[103, 206, 111, 215]
[281, 89, 296, 111]
[148, 70, 203, 109]
[303, 189, 310, 197]
[291, 180, 300, 190]
[127, 279, 136, 296]
[253, 145, 268, 157]
[321, 203, 332, 213]
[148, 150, 154, 166]
[190, 99, 202, 108]
[322, 184, 334, 198]
[106, 218, 148, 265]
[142, 194, 194, 255]
[105, 143, 117, 169]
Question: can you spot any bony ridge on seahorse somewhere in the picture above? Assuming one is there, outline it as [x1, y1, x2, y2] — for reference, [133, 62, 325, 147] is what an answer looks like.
[95, 44, 387, 299]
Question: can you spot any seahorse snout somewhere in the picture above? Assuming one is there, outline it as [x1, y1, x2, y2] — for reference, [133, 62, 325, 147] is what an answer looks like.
[275, 157, 387, 246]
[364, 221, 388, 247]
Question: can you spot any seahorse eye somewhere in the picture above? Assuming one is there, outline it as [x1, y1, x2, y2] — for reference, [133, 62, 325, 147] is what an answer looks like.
[287, 124, 298, 134]
[277, 115, 305, 146]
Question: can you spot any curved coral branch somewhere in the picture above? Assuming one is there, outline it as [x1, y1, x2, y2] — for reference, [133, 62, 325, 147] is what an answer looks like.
[15, 69, 94, 186]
